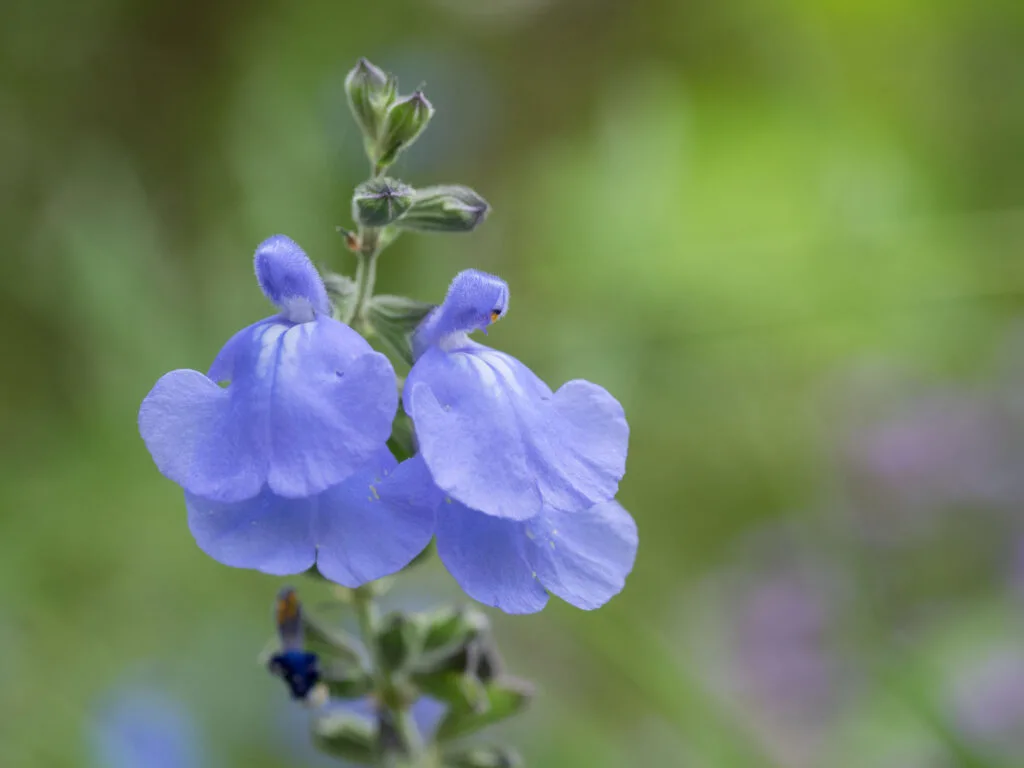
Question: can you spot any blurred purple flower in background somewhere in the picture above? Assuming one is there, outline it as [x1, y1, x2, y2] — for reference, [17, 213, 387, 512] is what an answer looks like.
[833, 336, 1024, 547]
[90, 687, 205, 768]
[731, 566, 843, 720]
[945, 647, 1024, 760]
[1013, 538, 1024, 604]
[838, 388, 1014, 543]
[827, 352, 1024, 632]
[684, 525, 856, 768]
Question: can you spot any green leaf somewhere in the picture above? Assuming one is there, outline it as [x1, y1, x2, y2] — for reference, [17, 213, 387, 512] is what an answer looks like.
[303, 612, 363, 667]
[411, 606, 490, 676]
[415, 620, 504, 689]
[302, 564, 329, 581]
[402, 539, 436, 571]
[375, 224, 403, 252]
[323, 271, 358, 322]
[370, 294, 435, 325]
[376, 706, 425, 758]
[321, 665, 374, 699]
[363, 574, 397, 599]
[415, 671, 487, 712]
[377, 612, 424, 672]
[367, 294, 435, 367]
[434, 677, 534, 742]
[443, 745, 523, 768]
[387, 405, 416, 461]
[421, 607, 481, 652]
[312, 709, 376, 764]
[470, 633, 505, 684]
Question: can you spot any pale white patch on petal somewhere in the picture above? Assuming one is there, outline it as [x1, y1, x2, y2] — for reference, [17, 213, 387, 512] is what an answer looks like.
[281, 296, 316, 324]
[438, 331, 472, 352]
[461, 353, 500, 390]
[279, 323, 311, 373]
[255, 324, 288, 379]
[477, 350, 526, 397]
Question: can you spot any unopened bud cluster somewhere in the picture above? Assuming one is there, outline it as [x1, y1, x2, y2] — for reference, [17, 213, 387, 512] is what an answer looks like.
[343, 58, 489, 238]
[345, 58, 434, 177]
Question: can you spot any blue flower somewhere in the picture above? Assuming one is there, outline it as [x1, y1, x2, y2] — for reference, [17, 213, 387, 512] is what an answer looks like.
[185, 448, 439, 583]
[140, 234, 395, 502]
[405, 269, 638, 613]
[91, 687, 205, 768]
[139, 236, 436, 584]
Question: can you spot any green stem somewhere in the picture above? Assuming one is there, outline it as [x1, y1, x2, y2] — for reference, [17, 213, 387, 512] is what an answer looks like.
[352, 585, 387, 688]
[352, 585, 427, 768]
[344, 158, 393, 327]
[346, 227, 380, 327]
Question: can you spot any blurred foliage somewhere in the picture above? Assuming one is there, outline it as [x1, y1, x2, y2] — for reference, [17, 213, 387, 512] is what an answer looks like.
[2, 0, 1024, 765]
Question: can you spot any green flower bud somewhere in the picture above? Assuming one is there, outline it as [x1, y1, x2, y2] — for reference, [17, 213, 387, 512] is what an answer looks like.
[375, 90, 434, 171]
[344, 57, 395, 143]
[352, 177, 414, 227]
[395, 185, 490, 233]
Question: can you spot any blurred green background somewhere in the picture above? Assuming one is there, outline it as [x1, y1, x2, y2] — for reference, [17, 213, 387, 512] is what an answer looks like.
[3, 0, 1024, 765]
